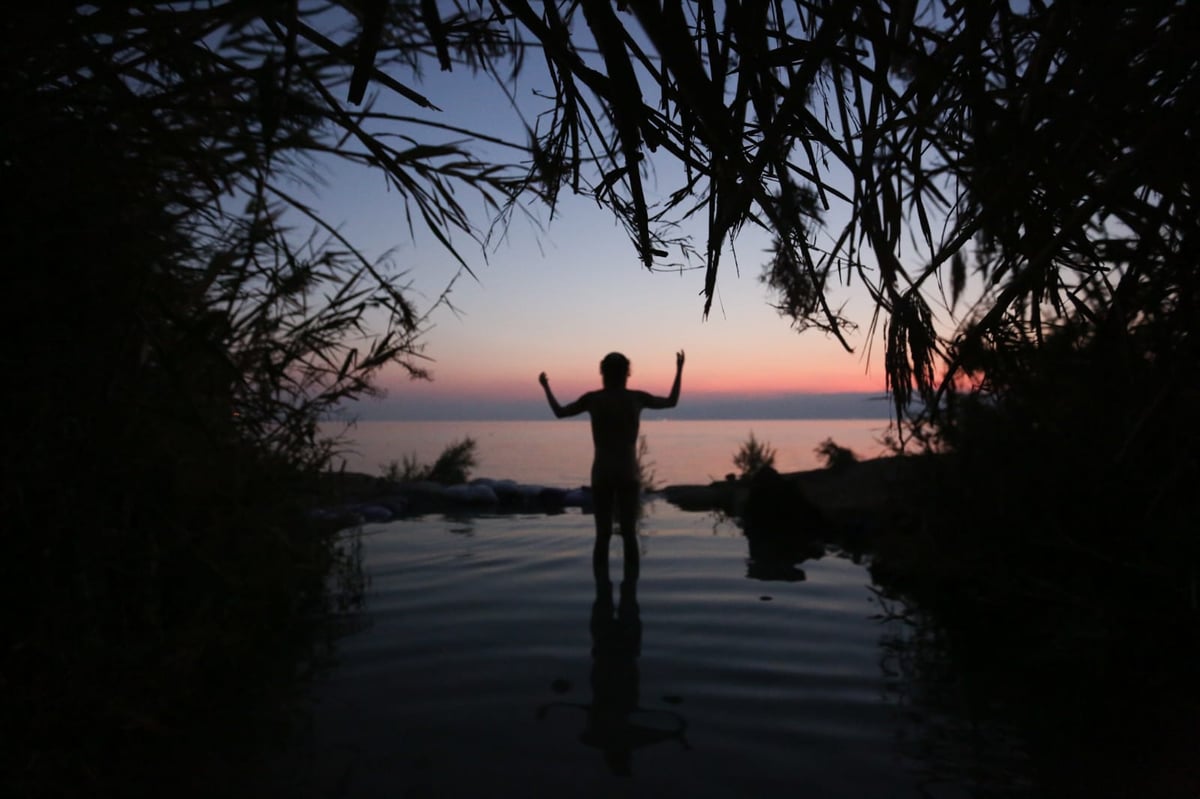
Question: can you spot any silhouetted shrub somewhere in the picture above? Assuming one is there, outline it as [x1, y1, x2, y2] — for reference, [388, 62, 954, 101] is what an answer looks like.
[815, 438, 858, 470]
[733, 433, 777, 480]
[382, 453, 431, 483]
[426, 437, 478, 484]
[636, 434, 659, 493]
[383, 437, 479, 485]
[872, 313, 1200, 787]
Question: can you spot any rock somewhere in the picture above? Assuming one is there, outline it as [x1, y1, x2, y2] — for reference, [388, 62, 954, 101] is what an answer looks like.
[562, 486, 592, 509]
[536, 486, 578, 512]
[444, 482, 496, 505]
[742, 466, 824, 536]
[351, 503, 393, 523]
[477, 478, 523, 507]
[372, 494, 410, 516]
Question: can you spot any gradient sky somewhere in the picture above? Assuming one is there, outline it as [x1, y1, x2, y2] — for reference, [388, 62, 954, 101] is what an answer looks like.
[300, 36, 963, 421]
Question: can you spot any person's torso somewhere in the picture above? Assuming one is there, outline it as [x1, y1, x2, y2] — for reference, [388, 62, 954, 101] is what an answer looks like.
[586, 389, 643, 467]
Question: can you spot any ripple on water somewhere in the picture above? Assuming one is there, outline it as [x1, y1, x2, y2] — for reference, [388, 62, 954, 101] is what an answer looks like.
[261, 506, 995, 799]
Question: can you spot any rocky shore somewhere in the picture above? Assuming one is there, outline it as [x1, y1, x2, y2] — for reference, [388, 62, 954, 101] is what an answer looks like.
[308, 454, 927, 535]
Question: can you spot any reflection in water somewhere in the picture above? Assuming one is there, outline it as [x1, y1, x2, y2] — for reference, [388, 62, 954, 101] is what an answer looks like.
[742, 516, 825, 582]
[744, 531, 814, 582]
[539, 580, 689, 775]
[246, 510, 1045, 797]
[870, 585, 1034, 797]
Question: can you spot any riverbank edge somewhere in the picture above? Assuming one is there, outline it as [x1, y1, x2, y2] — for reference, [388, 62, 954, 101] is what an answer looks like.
[308, 452, 924, 529]
[309, 453, 1200, 797]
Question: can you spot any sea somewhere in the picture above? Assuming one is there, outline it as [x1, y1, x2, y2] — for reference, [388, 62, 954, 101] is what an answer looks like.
[247, 418, 1031, 797]
[322, 418, 897, 487]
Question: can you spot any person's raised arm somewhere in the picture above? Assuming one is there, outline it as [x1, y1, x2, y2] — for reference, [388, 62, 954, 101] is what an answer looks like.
[539, 372, 587, 418]
[643, 350, 685, 410]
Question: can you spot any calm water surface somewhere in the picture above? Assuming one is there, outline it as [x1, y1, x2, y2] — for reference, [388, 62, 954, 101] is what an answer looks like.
[255, 503, 1025, 798]
[325, 419, 895, 487]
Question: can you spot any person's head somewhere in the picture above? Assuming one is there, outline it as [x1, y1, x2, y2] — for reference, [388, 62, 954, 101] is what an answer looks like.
[599, 352, 630, 389]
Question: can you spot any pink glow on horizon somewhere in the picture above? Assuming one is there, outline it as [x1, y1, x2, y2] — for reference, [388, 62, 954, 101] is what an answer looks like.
[378, 363, 882, 402]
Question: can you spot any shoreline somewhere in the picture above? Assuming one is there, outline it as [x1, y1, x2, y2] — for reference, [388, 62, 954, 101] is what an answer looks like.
[309, 453, 926, 531]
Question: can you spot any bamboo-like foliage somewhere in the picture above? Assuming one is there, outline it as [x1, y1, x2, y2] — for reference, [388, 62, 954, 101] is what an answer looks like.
[435, 0, 1195, 417]
[13, 2, 1195, 435]
[3, 3, 540, 463]
[21, 2, 1191, 427]
[1, 6, 533, 772]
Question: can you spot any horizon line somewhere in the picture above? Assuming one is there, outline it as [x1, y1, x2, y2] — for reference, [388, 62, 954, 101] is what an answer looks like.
[332, 390, 900, 423]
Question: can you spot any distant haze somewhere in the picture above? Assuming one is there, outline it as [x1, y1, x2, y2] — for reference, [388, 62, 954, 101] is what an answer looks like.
[338, 391, 895, 422]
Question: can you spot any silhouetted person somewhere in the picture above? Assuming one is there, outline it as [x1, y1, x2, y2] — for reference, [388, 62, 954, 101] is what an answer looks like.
[539, 351, 684, 593]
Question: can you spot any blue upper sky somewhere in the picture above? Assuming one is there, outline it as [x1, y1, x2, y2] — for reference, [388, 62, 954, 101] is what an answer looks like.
[298, 16, 968, 422]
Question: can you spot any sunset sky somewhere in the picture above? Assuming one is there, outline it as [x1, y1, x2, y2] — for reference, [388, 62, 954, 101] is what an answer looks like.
[304, 39, 958, 421]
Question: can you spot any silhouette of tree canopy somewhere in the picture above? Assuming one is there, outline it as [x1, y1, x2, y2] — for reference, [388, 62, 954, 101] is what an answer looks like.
[447, 0, 1195, 418]
[3, 6, 535, 766]
[10, 1, 1194, 429]
[4, 3, 534, 466]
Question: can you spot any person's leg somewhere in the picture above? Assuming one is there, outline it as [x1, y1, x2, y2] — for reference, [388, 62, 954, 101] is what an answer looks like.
[592, 477, 614, 591]
[616, 481, 640, 589]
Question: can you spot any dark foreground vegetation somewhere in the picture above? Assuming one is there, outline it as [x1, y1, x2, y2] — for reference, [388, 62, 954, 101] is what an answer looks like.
[4, 2, 1198, 797]
[669, 449, 1197, 795]
[875, 346, 1200, 798]
[674, 415, 1200, 796]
